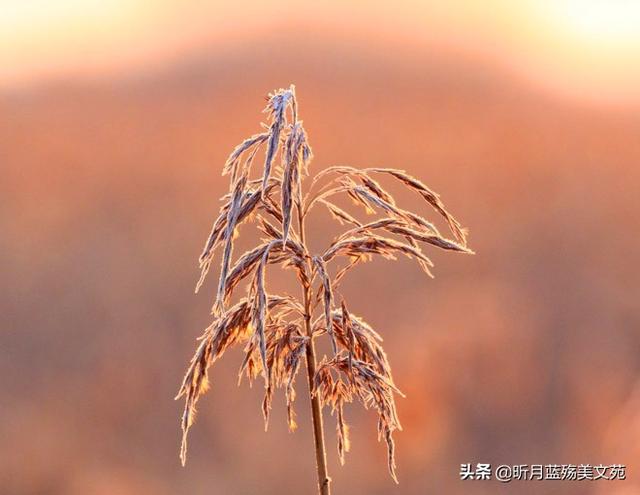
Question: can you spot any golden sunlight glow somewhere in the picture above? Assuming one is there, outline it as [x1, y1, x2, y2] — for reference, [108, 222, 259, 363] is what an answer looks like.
[0, 0, 144, 82]
[541, 0, 640, 47]
[514, 0, 640, 102]
[1, 0, 639, 103]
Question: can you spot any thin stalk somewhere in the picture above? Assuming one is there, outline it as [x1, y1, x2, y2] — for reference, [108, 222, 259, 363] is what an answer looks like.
[298, 205, 331, 495]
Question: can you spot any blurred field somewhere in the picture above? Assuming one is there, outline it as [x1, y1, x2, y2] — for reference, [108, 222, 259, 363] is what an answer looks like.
[2, 22, 640, 495]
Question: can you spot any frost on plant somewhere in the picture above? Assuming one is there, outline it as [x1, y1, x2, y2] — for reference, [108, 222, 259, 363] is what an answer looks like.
[176, 85, 473, 491]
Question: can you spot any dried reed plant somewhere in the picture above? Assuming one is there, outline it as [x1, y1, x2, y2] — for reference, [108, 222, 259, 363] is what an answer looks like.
[177, 85, 473, 494]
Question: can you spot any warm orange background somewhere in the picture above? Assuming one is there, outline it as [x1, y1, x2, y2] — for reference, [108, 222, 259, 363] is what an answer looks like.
[2, 2, 639, 494]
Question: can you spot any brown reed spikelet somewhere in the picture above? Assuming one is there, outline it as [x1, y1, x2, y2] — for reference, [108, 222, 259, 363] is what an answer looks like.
[177, 85, 473, 494]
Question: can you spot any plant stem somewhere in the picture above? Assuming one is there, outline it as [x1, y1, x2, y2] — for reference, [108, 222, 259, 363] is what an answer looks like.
[298, 206, 331, 495]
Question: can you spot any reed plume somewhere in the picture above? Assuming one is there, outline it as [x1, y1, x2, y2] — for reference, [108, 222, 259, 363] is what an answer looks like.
[177, 85, 473, 494]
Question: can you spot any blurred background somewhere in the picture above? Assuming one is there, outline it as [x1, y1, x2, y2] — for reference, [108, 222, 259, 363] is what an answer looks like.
[1, 1, 639, 494]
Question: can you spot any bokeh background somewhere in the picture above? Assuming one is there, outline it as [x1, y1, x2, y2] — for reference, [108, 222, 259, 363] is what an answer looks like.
[2, 1, 640, 494]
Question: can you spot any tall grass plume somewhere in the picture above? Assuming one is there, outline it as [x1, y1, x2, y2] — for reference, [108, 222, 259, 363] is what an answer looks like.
[177, 85, 473, 494]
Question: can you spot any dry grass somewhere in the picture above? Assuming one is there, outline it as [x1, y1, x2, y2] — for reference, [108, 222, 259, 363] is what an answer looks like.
[176, 85, 473, 494]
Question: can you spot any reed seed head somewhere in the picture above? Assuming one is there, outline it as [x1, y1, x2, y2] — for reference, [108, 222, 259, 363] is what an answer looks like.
[177, 85, 473, 487]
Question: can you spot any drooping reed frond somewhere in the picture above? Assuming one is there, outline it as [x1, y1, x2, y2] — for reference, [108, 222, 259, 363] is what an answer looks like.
[177, 85, 473, 492]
